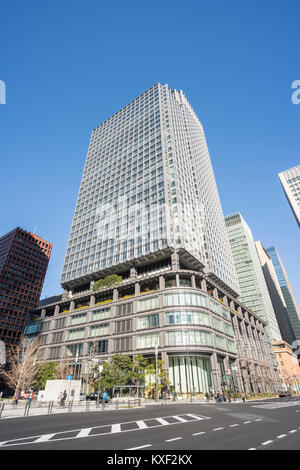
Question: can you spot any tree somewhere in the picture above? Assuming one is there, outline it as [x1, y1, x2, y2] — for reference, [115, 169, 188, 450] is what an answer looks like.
[0, 337, 39, 398]
[55, 356, 71, 380]
[145, 359, 170, 398]
[94, 354, 132, 392]
[93, 274, 123, 291]
[32, 362, 58, 391]
[128, 355, 148, 386]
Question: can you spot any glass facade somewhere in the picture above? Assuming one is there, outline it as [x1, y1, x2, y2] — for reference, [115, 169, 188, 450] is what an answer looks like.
[169, 356, 213, 394]
[60, 83, 239, 295]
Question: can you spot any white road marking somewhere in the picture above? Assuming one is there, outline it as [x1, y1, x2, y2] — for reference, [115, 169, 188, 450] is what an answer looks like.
[289, 430, 297, 433]
[127, 444, 152, 450]
[248, 448, 256, 450]
[173, 415, 187, 422]
[213, 427, 224, 431]
[76, 428, 92, 438]
[192, 432, 206, 436]
[277, 434, 286, 439]
[262, 440, 273, 446]
[0, 413, 210, 448]
[136, 420, 148, 429]
[166, 437, 182, 442]
[230, 424, 239, 427]
[111, 424, 121, 433]
[243, 421, 251, 424]
[35, 434, 55, 443]
[156, 418, 170, 426]
[254, 419, 262, 421]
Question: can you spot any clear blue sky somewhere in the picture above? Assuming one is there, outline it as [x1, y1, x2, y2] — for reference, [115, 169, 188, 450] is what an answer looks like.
[1, 0, 299, 303]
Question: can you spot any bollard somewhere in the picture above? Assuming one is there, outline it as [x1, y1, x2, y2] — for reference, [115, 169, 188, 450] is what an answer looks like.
[86, 399, 90, 412]
[128, 399, 131, 408]
[68, 400, 73, 413]
[47, 401, 53, 414]
[101, 400, 105, 410]
[0, 402, 4, 418]
[115, 399, 118, 410]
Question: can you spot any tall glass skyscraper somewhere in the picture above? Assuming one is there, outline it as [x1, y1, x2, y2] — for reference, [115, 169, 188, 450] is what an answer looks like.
[278, 164, 300, 228]
[266, 247, 300, 341]
[61, 83, 239, 294]
[225, 213, 281, 342]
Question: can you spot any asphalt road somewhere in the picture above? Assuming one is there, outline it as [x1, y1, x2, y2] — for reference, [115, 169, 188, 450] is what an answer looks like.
[1, 397, 300, 451]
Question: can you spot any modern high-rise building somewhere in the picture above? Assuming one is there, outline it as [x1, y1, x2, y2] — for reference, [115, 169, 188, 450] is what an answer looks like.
[0, 227, 52, 347]
[61, 83, 239, 295]
[266, 247, 300, 341]
[278, 164, 300, 228]
[24, 85, 281, 396]
[255, 241, 296, 346]
[225, 213, 281, 342]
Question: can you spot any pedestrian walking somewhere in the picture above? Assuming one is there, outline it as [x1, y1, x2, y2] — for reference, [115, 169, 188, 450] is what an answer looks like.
[222, 393, 226, 402]
[27, 391, 34, 406]
[228, 391, 232, 403]
[210, 390, 214, 400]
[14, 390, 20, 406]
[61, 390, 67, 407]
[58, 391, 63, 407]
[174, 391, 177, 400]
[241, 391, 246, 403]
[205, 392, 210, 402]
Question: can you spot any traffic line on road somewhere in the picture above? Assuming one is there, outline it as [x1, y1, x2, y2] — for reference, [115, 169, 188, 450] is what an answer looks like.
[126, 444, 152, 450]
[0, 413, 210, 448]
[166, 437, 182, 442]
[76, 428, 92, 438]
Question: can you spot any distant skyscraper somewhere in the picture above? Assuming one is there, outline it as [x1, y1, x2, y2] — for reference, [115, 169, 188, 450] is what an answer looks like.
[0, 227, 52, 347]
[255, 241, 296, 346]
[278, 164, 300, 228]
[225, 213, 281, 342]
[61, 83, 239, 294]
[266, 247, 300, 341]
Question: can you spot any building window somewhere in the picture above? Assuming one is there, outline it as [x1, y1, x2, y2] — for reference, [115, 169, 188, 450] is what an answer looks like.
[137, 296, 158, 312]
[114, 336, 132, 352]
[136, 332, 160, 349]
[67, 328, 85, 341]
[137, 314, 159, 330]
[89, 323, 109, 337]
[165, 330, 212, 347]
[116, 302, 133, 316]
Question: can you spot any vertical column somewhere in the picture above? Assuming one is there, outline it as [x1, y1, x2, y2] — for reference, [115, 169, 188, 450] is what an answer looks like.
[211, 353, 222, 392]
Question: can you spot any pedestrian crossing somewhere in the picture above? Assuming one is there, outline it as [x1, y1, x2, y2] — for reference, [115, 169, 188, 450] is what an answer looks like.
[0, 413, 210, 448]
[251, 400, 300, 410]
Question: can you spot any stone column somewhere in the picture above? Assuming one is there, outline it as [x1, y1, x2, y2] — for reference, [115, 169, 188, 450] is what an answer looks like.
[211, 353, 222, 392]
[159, 275, 165, 290]
[90, 295, 95, 308]
[171, 252, 180, 271]
[54, 305, 60, 316]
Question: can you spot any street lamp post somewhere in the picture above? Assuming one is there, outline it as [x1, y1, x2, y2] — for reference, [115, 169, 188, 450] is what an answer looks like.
[155, 344, 159, 403]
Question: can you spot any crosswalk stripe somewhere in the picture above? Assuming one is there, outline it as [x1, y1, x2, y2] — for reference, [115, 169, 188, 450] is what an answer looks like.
[35, 434, 55, 443]
[186, 413, 206, 420]
[156, 418, 169, 425]
[173, 415, 187, 422]
[136, 420, 148, 429]
[111, 424, 121, 433]
[76, 428, 92, 438]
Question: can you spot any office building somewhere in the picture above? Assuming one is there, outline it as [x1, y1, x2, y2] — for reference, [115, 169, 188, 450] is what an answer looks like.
[25, 254, 280, 395]
[255, 241, 296, 346]
[266, 247, 300, 341]
[0, 227, 52, 347]
[225, 213, 281, 342]
[278, 164, 300, 228]
[25, 85, 281, 395]
[61, 83, 239, 295]
[273, 340, 300, 393]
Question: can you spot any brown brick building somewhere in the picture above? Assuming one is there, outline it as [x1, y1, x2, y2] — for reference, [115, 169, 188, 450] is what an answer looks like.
[0, 227, 52, 347]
